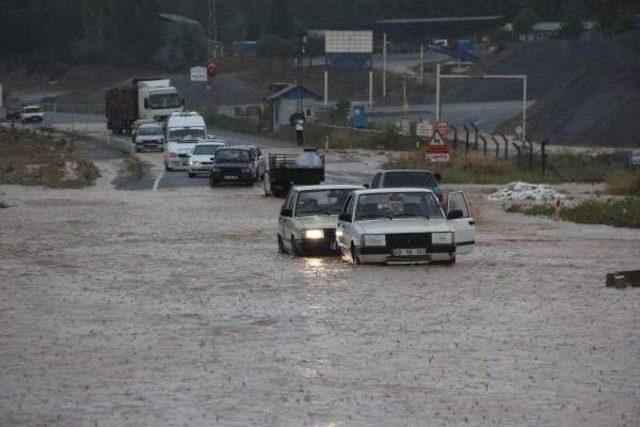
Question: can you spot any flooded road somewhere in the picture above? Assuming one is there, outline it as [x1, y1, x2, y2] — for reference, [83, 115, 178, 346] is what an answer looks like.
[1, 159, 639, 426]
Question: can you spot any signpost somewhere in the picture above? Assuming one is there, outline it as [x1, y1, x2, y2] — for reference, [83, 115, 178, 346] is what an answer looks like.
[424, 130, 450, 163]
[398, 118, 411, 136]
[416, 121, 433, 139]
[436, 121, 449, 138]
[190, 66, 208, 82]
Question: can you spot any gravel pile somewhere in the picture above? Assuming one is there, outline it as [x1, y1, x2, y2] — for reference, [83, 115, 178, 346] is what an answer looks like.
[488, 181, 564, 203]
[447, 32, 640, 148]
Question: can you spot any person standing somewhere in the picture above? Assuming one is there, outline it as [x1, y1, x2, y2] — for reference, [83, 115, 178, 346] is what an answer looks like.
[295, 118, 304, 146]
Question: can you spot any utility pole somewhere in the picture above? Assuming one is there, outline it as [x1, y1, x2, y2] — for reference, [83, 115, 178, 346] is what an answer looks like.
[382, 32, 387, 99]
[435, 63, 441, 122]
[208, 0, 218, 56]
[419, 44, 424, 86]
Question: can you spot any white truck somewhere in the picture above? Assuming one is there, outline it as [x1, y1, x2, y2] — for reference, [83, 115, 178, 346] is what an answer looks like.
[164, 112, 208, 171]
[105, 78, 183, 134]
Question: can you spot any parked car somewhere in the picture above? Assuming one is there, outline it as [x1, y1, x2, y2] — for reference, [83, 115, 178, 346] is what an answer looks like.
[368, 169, 443, 201]
[133, 122, 165, 152]
[336, 188, 475, 265]
[209, 145, 265, 186]
[20, 105, 44, 124]
[277, 185, 364, 255]
[187, 140, 227, 177]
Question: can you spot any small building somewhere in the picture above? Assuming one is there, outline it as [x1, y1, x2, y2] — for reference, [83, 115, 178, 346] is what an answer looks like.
[503, 21, 597, 41]
[264, 84, 322, 130]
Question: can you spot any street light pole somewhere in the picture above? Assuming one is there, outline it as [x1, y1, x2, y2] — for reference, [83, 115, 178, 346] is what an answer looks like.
[435, 63, 441, 122]
[382, 32, 387, 99]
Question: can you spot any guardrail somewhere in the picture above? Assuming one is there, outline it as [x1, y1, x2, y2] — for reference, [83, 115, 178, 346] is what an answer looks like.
[40, 103, 105, 115]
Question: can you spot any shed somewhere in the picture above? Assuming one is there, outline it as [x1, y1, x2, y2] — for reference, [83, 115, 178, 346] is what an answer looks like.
[264, 84, 322, 130]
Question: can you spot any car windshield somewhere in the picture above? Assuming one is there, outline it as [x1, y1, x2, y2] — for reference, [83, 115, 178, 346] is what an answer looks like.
[355, 191, 444, 220]
[149, 93, 181, 109]
[24, 107, 41, 113]
[138, 126, 163, 135]
[193, 145, 223, 155]
[383, 172, 438, 189]
[168, 128, 206, 143]
[215, 149, 250, 162]
[295, 189, 356, 217]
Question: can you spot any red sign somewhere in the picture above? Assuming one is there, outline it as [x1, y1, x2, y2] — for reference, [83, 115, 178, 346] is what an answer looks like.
[207, 60, 219, 77]
[424, 131, 449, 154]
[436, 121, 449, 138]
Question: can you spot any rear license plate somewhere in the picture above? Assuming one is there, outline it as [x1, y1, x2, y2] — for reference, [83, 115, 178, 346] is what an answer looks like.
[224, 175, 238, 180]
[393, 248, 427, 256]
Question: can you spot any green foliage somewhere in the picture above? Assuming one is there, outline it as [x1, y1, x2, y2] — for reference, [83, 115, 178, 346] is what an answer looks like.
[557, 0, 586, 39]
[506, 197, 640, 229]
[329, 100, 351, 125]
[512, 7, 540, 37]
[606, 170, 640, 195]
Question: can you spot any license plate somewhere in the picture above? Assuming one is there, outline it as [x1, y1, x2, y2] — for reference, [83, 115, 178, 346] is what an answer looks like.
[393, 248, 427, 256]
[224, 175, 238, 180]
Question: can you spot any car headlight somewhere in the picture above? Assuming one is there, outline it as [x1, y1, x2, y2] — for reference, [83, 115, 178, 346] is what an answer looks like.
[242, 167, 251, 173]
[304, 229, 324, 239]
[432, 232, 453, 245]
[189, 160, 199, 166]
[363, 234, 386, 246]
[335, 230, 343, 238]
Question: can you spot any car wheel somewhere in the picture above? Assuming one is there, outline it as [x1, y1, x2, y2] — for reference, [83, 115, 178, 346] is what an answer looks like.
[291, 235, 302, 256]
[188, 172, 195, 178]
[351, 243, 361, 265]
[442, 254, 456, 265]
[277, 235, 287, 253]
[210, 178, 218, 187]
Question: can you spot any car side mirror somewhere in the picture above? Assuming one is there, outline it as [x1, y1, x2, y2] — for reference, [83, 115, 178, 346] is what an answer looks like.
[363, 183, 370, 189]
[447, 210, 463, 220]
[434, 173, 442, 182]
[280, 208, 293, 217]
[144, 98, 149, 109]
[339, 213, 352, 222]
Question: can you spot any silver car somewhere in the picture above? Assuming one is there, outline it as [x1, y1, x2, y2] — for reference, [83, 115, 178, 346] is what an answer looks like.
[187, 140, 227, 177]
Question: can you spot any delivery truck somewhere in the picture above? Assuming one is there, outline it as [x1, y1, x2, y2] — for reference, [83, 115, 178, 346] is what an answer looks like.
[105, 78, 183, 134]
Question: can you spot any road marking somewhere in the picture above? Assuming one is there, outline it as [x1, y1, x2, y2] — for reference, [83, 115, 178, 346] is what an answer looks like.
[153, 170, 164, 191]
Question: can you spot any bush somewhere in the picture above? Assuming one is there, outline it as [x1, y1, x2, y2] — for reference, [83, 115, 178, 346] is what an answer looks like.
[606, 170, 640, 195]
[506, 197, 640, 229]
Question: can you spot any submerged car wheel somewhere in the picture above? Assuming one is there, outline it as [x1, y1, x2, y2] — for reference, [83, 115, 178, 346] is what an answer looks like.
[442, 255, 456, 265]
[188, 172, 195, 178]
[291, 236, 302, 256]
[277, 235, 287, 253]
[350, 243, 361, 265]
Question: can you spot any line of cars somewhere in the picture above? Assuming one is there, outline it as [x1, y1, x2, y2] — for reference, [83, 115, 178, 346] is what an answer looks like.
[276, 170, 475, 265]
[6, 105, 45, 124]
[130, 111, 267, 186]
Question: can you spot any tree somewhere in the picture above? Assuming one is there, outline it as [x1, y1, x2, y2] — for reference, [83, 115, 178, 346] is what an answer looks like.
[512, 7, 540, 40]
[558, 0, 585, 39]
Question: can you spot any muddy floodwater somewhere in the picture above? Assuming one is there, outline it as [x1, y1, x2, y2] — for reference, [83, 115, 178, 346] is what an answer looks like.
[1, 159, 639, 426]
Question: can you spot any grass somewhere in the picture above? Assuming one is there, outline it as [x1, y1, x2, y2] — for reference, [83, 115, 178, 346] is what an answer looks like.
[606, 170, 640, 195]
[0, 128, 100, 188]
[386, 150, 626, 185]
[121, 155, 146, 179]
[505, 197, 640, 228]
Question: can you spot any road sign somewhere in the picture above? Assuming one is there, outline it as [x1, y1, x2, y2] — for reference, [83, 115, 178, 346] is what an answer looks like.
[424, 130, 450, 162]
[398, 118, 411, 136]
[416, 121, 433, 139]
[190, 66, 207, 82]
[436, 121, 449, 138]
[425, 153, 450, 163]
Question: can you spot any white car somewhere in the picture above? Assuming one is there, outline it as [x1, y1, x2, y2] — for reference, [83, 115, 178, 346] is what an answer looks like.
[20, 105, 45, 124]
[187, 140, 227, 177]
[336, 188, 475, 264]
[133, 122, 165, 152]
[277, 185, 364, 256]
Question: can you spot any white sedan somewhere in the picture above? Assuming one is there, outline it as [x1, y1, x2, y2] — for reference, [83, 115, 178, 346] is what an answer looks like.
[277, 185, 364, 256]
[336, 188, 475, 264]
[187, 140, 227, 177]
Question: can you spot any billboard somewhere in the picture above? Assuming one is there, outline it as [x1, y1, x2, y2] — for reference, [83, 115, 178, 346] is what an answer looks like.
[325, 31, 373, 53]
[325, 31, 374, 71]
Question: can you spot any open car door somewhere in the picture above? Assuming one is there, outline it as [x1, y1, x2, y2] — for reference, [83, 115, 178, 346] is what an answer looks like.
[446, 191, 475, 254]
